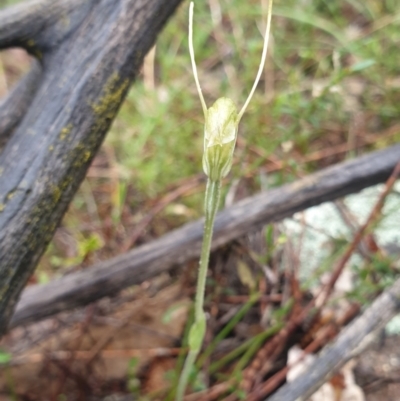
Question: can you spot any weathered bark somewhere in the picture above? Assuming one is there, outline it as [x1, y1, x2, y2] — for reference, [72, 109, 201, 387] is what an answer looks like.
[265, 277, 400, 401]
[0, 0, 183, 336]
[0, 60, 42, 148]
[10, 143, 400, 328]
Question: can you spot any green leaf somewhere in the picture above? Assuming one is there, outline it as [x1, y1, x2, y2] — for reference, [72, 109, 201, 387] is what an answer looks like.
[350, 59, 376, 72]
[237, 260, 256, 291]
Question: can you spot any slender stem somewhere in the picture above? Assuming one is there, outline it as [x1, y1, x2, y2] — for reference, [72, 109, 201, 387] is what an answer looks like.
[175, 179, 221, 401]
[175, 349, 198, 401]
[195, 179, 221, 319]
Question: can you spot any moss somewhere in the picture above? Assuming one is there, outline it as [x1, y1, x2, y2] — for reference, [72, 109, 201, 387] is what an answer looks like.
[46, 175, 73, 207]
[60, 175, 73, 190]
[59, 124, 73, 141]
[52, 186, 61, 203]
[25, 187, 66, 252]
[83, 150, 91, 163]
[68, 142, 91, 169]
[91, 72, 129, 131]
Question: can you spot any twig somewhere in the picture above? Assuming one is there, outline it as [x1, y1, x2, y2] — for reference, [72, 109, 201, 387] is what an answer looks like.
[317, 161, 400, 308]
[246, 303, 360, 401]
[10, 145, 400, 329]
[121, 176, 203, 251]
[266, 276, 400, 401]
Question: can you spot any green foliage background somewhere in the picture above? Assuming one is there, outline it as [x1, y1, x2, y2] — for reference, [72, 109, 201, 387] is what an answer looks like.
[1, 0, 400, 273]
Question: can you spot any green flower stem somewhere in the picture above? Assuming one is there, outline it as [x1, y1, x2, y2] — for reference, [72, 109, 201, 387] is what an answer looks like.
[196, 179, 221, 319]
[175, 178, 221, 401]
[175, 348, 197, 401]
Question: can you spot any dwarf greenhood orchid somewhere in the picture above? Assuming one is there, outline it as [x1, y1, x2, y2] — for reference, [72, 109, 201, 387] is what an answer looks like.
[176, 1, 274, 399]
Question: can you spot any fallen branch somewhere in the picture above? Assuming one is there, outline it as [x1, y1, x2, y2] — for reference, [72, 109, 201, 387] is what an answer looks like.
[318, 161, 400, 307]
[10, 143, 400, 328]
[265, 276, 400, 401]
[0, 0, 183, 336]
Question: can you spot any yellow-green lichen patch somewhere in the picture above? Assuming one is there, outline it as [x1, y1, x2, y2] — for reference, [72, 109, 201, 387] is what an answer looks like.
[0, 204, 5, 212]
[59, 124, 73, 141]
[91, 72, 129, 130]
[52, 186, 61, 204]
[83, 150, 91, 163]
[6, 191, 15, 201]
[48, 145, 54, 151]
[69, 142, 93, 169]
[26, 198, 62, 251]
[60, 175, 73, 191]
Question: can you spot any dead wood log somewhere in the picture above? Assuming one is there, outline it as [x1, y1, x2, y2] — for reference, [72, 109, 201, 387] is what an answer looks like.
[265, 277, 400, 401]
[10, 143, 400, 329]
[0, 60, 42, 147]
[0, 0, 183, 336]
